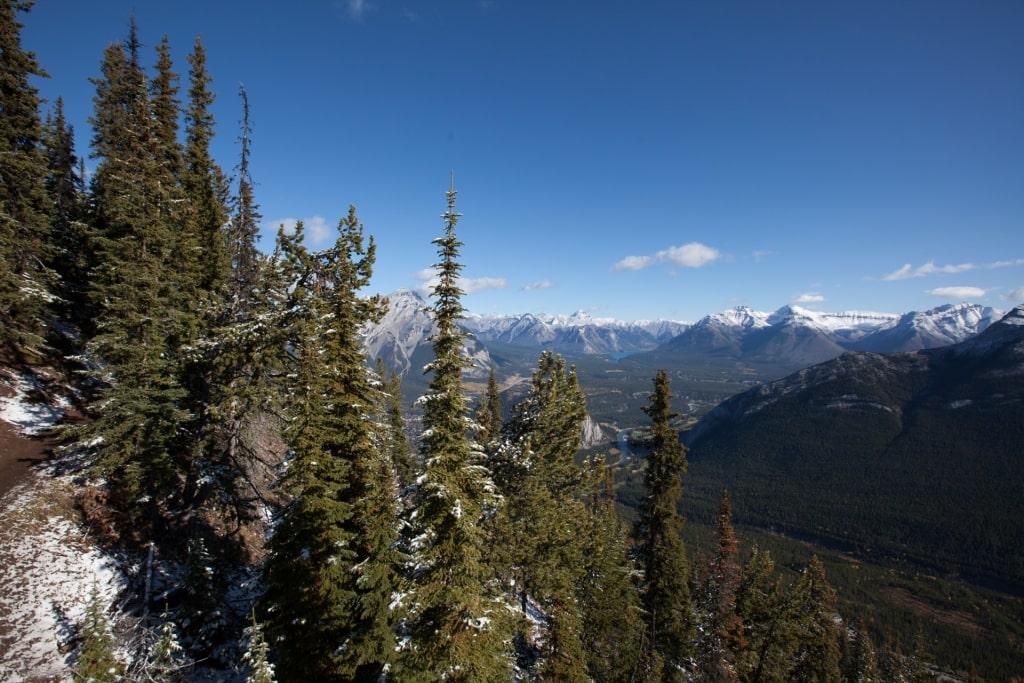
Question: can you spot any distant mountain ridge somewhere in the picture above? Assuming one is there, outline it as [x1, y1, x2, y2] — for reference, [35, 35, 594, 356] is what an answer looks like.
[363, 290, 1003, 378]
[364, 289, 689, 375]
[651, 302, 1002, 370]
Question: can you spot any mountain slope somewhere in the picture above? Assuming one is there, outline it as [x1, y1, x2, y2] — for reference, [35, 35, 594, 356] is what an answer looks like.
[647, 303, 998, 374]
[461, 308, 687, 355]
[681, 306, 1024, 589]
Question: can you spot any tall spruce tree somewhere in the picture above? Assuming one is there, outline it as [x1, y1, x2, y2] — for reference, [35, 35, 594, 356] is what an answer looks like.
[633, 369, 694, 681]
[842, 618, 879, 683]
[492, 352, 590, 681]
[787, 555, 842, 683]
[0, 0, 53, 352]
[81, 21, 192, 536]
[734, 546, 795, 683]
[181, 36, 230, 297]
[197, 84, 269, 521]
[475, 365, 503, 446]
[262, 211, 400, 682]
[149, 36, 183, 182]
[175, 36, 239, 531]
[42, 96, 91, 330]
[579, 464, 644, 682]
[398, 179, 512, 682]
[227, 86, 261, 317]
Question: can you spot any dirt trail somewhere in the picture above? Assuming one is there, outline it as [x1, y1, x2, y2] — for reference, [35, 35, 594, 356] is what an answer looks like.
[0, 420, 49, 500]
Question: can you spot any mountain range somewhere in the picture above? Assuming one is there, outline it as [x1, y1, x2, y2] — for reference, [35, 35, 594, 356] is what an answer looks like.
[365, 289, 1003, 377]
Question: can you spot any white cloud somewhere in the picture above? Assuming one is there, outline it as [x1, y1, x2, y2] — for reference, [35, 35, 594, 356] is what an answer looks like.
[882, 260, 976, 281]
[612, 241, 721, 272]
[462, 277, 508, 294]
[927, 286, 986, 299]
[411, 270, 507, 297]
[266, 216, 332, 246]
[1002, 286, 1024, 302]
[753, 250, 774, 263]
[794, 293, 825, 304]
[610, 255, 655, 272]
[882, 258, 1024, 281]
[991, 259, 1024, 269]
[522, 279, 553, 291]
[306, 216, 332, 245]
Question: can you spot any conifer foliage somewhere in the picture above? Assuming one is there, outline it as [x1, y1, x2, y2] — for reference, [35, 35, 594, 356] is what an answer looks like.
[493, 351, 591, 681]
[261, 211, 399, 682]
[0, 0, 53, 350]
[81, 21, 195, 535]
[634, 369, 694, 681]
[399, 180, 512, 682]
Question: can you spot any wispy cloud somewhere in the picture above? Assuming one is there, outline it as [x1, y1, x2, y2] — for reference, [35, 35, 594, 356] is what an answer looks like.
[412, 269, 507, 297]
[927, 286, 986, 299]
[522, 279, 553, 291]
[794, 293, 825, 304]
[753, 249, 774, 263]
[991, 259, 1024, 269]
[612, 241, 721, 272]
[1003, 286, 1024, 302]
[267, 216, 333, 246]
[882, 258, 1024, 281]
[346, 0, 371, 20]
[882, 261, 976, 281]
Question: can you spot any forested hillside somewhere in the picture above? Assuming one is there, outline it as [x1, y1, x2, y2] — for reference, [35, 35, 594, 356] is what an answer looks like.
[2, 3, 1020, 681]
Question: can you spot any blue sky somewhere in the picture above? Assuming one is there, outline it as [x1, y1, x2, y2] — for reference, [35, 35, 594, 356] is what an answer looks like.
[21, 0, 1024, 322]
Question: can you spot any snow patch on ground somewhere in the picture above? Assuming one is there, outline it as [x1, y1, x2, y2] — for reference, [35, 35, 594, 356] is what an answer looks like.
[0, 371, 69, 436]
[0, 475, 125, 682]
[0, 369, 124, 681]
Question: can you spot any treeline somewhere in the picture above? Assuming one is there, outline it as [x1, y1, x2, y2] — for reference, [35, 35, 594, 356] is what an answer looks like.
[0, 4, 993, 682]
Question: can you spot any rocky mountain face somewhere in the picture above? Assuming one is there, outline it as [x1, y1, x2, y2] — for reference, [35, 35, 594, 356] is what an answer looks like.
[461, 308, 688, 355]
[363, 289, 492, 379]
[655, 302, 1001, 369]
[367, 292, 1002, 379]
[681, 305, 1024, 588]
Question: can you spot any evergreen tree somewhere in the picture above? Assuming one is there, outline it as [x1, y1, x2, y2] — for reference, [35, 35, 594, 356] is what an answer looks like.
[492, 352, 590, 681]
[787, 555, 842, 683]
[227, 86, 261, 317]
[148, 613, 189, 682]
[377, 356, 414, 486]
[42, 96, 91, 330]
[0, 0, 53, 351]
[262, 211, 400, 682]
[734, 546, 794, 683]
[81, 22, 193, 535]
[633, 369, 694, 681]
[74, 583, 121, 682]
[189, 84, 270, 532]
[475, 365, 503, 446]
[398, 179, 512, 682]
[697, 490, 745, 682]
[243, 612, 277, 683]
[579, 464, 644, 682]
[149, 35, 183, 182]
[842, 618, 879, 683]
[178, 535, 230, 660]
[180, 36, 230, 297]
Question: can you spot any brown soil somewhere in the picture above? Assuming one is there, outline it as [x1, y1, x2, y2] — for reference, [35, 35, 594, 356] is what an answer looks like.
[0, 420, 50, 501]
